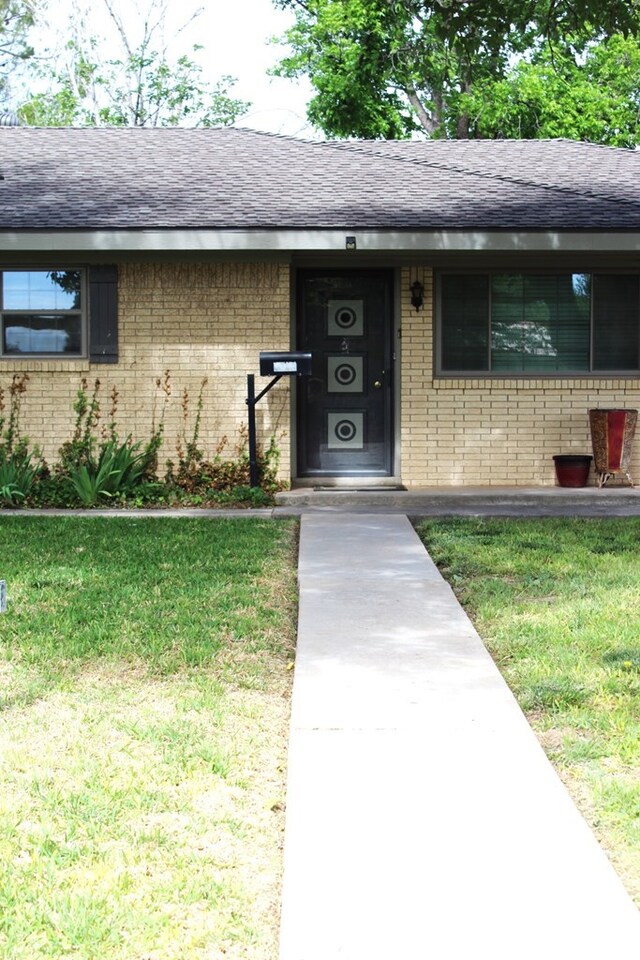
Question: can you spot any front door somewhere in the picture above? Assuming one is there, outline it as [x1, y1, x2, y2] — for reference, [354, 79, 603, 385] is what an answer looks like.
[297, 270, 394, 478]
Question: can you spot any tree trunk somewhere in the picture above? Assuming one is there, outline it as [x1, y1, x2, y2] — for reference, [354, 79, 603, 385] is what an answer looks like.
[456, 113, 470, 138]
[406, 86, 437, 135]
[456, 75, 471, 139]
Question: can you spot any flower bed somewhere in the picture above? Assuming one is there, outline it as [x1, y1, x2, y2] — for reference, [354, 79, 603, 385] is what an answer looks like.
[0, 373, 282, 509]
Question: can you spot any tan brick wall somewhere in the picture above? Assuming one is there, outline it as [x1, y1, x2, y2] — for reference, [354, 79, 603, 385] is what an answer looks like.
[400, 266, 640, 486]
[1, 262, 292, 478]
[6, 259, 640, 488]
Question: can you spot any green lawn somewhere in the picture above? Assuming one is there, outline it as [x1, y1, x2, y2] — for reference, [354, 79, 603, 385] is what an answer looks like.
[0, 517, 298, 960]
[417, 517, 640, 903]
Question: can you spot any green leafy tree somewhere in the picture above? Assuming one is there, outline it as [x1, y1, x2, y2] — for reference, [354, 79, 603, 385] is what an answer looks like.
[18, 0, 248, 127]
[273, 0, 640, 140]
[460, 33, 640, 147]
[0, 0, 37, 104]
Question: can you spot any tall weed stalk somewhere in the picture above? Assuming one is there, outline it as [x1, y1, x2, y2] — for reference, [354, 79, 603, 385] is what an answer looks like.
[0, 375, 43, 505]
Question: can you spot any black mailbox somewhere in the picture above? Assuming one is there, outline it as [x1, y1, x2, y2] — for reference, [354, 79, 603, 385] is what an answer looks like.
[259, 351, 312, 377]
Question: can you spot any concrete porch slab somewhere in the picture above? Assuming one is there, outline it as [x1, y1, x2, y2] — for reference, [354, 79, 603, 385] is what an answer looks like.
[275, 484, 640, 517]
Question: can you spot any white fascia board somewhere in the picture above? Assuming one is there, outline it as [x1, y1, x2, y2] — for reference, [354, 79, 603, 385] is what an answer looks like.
[1, 229, 640, 252]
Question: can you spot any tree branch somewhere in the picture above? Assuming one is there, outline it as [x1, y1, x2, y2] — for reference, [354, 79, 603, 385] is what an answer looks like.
[405, 85, 437, 134]
[102, 0, 134, 58]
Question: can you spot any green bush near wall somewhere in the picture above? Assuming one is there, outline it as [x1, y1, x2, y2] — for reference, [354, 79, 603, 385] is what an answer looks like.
[0, 374, 282, 509]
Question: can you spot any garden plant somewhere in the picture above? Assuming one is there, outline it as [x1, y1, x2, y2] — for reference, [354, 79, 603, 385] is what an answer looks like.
[0, 373, 282, 509]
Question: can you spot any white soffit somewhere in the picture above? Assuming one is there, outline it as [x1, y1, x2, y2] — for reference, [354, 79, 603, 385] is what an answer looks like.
[1, 229, 640, 253]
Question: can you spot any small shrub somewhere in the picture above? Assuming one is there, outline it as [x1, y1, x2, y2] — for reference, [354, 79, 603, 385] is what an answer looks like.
[0, 481, 26, 505]
[171, 378, 209, 483]
[68, 437, 155, 506]
[0, 374, 44, 507]
[0, 372, 281, 509]
[54, 378, 164, 506]
[143, 370, 171, 480]
[57, 378, 101, 473]
[0, 447, 40, 505]
[259, 431, 283, 493]
[126, 481, 169, 506]
[215, 485, 273, 507]
[27, 473, 77, 508]
[0, 373, 30, 450]
[166, 411, 283, 500]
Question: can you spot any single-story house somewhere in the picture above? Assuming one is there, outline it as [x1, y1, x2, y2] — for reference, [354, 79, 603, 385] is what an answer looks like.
[1, 126, 639, 486]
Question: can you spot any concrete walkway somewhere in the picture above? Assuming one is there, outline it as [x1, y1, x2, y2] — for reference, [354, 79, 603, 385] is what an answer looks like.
[279, 513, 640, 960]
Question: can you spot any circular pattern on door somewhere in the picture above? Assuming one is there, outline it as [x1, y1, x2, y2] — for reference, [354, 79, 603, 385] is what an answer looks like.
[327, 300, 364, 337]
[334, 307, 357, 329]
[335, 418, 357, 442]
[327, 411, 364, 450]
[335, 363, 356, 385]
[327, 355, 363, 393]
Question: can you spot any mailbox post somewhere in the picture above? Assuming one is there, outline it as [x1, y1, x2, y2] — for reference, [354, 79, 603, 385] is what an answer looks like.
[246, 352, 312, 488]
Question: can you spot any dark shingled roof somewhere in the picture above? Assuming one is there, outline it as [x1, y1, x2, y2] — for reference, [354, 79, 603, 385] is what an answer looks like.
[1, 126, 640, 231]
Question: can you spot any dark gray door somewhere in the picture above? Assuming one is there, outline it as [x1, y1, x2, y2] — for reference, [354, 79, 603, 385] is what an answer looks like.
[297, 270, 394, 477]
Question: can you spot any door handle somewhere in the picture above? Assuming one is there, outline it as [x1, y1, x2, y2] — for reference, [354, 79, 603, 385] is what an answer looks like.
[373, 380, 382, 388]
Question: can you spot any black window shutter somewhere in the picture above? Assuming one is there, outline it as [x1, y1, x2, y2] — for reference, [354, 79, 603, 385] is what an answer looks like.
[89, 265, 118, 364]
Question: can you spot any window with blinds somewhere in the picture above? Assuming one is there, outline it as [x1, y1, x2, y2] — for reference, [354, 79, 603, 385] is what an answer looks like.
[440, 272, 640, 375]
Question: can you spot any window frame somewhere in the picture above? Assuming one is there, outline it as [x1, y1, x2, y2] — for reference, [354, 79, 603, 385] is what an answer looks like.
[0, 267, 87, 359]
[436, 268, 640, 379]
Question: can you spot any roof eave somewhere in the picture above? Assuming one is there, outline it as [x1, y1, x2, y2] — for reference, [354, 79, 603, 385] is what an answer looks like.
[2, 227, 640, 254]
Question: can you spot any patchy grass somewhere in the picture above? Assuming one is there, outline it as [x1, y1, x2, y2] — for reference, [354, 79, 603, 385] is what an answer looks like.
[416, 517, 640, 904]
[0, 517, 297, 959]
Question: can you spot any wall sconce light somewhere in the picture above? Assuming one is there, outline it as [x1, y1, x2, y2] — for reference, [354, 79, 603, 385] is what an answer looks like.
[345, 235, 357, 251]
[410, 279, 424, 311]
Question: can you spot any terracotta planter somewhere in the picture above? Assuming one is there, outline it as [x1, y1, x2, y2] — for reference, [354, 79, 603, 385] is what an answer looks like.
[553, 455, 592, 488]
[588, 409, 637, 487]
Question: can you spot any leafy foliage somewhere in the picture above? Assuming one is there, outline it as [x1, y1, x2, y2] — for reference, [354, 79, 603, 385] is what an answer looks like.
[0, 373, 42, 505]
[17, 0, 248, 127]
[0, 0, 36, 104]
[273, 0, 640, 142]
[57, 377, 102, 474]
[56, 379, 156, 504]
[67, 437, 154, 505]
[19, 46, 247, 128]
[0, 452, 38, 504]
[165, 379, 283, 499]
[164, 444, 278, 498]
[460, 33, 640, 147]
[0, 374, 282, 509]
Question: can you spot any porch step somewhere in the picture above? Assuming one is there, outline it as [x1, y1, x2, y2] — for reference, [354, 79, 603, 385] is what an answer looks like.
[312, 485, 406, 492]
[275, 484, 640, 515]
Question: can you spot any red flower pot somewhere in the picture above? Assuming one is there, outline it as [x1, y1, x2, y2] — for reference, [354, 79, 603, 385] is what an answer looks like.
[553, 455, 592, 488]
